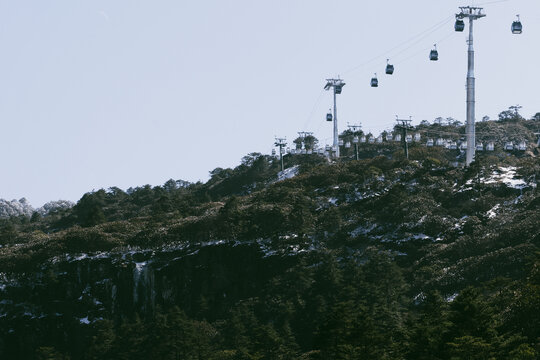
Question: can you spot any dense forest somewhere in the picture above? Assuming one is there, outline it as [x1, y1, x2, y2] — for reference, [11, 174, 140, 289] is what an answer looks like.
[0, 115, 539, 359]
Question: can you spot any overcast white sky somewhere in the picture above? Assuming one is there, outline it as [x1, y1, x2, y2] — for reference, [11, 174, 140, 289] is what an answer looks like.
[0, 0, 538, 206]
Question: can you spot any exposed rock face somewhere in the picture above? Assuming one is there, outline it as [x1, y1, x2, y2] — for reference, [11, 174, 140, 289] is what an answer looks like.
[0, 240, 294, 327]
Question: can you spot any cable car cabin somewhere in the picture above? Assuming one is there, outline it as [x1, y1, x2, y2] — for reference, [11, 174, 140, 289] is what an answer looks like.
[449, 141, 458, 150]
[338, 139, 344, 146]
[335, 85, 343, 94]
[394, 134, 401, 142]
[436, 138, 445, 146]
[426, 138, 434, 147]
[455, 19, 465, 32]
[414, 133, 421, 142]
[377, 136, 383, 143]
[307, 149, 313, 154]
[386, 133, 393, 141]
[512, 15, 522, 34]
[476, 143, 484, 151]
[486, 142, 495, 151]
[368, 136, 375, 144]
[460, 141, 467, 150]
[386, 60, 394, 75]
[272, 149, 276, 156]
[406, 134, 413, 143]
[518, 141, 526, 151]
[370, 78, 378, 87]
[504, 142, 514, 151]
[360, 136, 367, 143]
[353, 136, 359, 144]
[430, 45, 438, 61]
[345, 142, 351, 149]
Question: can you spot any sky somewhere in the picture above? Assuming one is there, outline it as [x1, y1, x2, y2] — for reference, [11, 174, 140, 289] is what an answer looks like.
[0, 0, 538, 207]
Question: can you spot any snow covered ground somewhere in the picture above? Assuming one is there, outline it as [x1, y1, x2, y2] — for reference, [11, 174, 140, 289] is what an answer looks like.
[465, 166, 528, 189]
[276, 165, 299, 182]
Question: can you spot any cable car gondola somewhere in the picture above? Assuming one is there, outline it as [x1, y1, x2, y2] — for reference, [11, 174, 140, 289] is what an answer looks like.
[455, 18, 465, 32]
[370, 73, 378, 87]
[385, 59, 394, 75]
[511, 15, 522, 34]
[429, 44, 438, 61]
[326, 109, 333, 122]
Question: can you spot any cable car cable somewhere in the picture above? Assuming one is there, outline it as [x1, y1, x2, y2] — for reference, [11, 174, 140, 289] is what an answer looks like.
[345, 21, 455, 82]
[301, 88, 326, 130]
[341, 15, 454, 75]
[475, 0, 510, 6]
[394, 31, 454, 65]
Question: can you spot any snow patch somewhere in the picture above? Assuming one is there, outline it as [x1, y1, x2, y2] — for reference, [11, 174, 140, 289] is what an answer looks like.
[135, 261, 147, 273]
[74, 254, 88, 261]
[486, 204, 500, 219]
[350, 224, 376, 237]
[466, 166, 527, 189]
[276, 165, 299, 182]
[328, 197, 338, 205]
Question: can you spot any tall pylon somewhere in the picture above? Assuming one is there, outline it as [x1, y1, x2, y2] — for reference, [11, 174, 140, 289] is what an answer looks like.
[395, 116, 413, 160]
[456, 6, 486, 166]
[324, 78, 345, 158]
[347, 123, 362, 161]
[274, 137, 287, 172]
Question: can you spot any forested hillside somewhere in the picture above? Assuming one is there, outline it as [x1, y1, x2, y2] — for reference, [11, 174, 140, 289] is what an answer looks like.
[0, 118, 539, 359]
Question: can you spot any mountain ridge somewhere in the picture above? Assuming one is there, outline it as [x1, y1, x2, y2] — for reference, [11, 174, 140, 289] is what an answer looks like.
[0, 117, 539, 359]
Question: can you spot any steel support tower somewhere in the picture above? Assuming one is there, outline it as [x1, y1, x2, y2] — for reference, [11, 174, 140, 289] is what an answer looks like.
[456, 6, 486, 166]
[274, 137, 287, 172]
[396, 116, 413, 160]
[347, 123, 362, 161]
[324, 78, 345, 158]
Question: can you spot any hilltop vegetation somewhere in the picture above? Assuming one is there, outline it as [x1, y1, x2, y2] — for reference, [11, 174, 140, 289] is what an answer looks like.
[0, 117, 539, 359]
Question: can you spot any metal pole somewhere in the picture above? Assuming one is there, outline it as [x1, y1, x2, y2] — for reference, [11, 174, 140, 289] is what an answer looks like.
[403, 127, 409, 160]
[274, 137, 286, 172]
[466, 16, 476, 166]
[396, 117, 412, 160]
[355, 143, 358, 160]
[333, 88, 339, 158]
